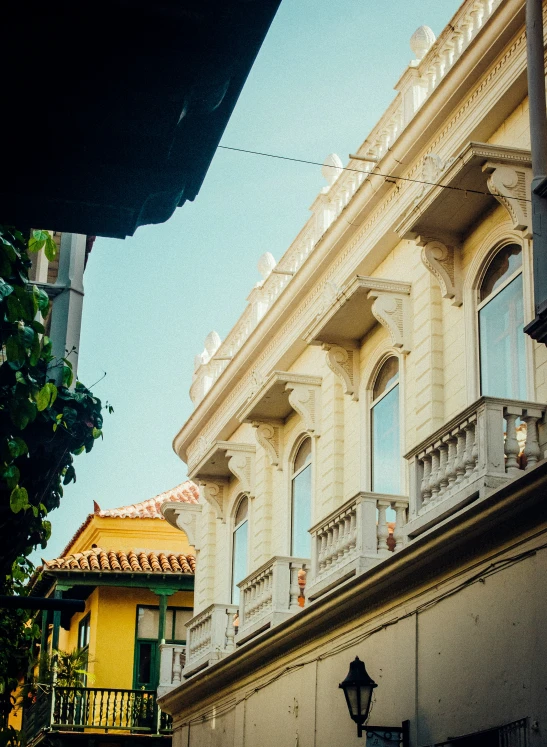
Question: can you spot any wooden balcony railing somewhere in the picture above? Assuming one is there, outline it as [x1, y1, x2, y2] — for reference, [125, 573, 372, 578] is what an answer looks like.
[22, 686, 172, 742]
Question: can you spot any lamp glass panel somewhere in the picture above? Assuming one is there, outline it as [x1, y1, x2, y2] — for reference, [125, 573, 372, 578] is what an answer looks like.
[344, 684, 360, 717]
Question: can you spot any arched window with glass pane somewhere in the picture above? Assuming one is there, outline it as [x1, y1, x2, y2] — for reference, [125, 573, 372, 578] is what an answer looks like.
[371, 356, 400, 495]
[291, 438, 312, 558]
[231, 496, 248, 605]
[478, 243, 526, 399]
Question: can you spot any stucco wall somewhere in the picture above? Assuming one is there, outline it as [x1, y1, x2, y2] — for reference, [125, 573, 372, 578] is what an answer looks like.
[173, 526, 547, 747]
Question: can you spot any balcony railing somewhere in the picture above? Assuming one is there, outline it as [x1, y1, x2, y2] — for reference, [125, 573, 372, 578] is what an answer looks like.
[237, 556, 309, 643]
[306, 492, 409, 601]
[22, 686, 171, 743]
[184, 603, 238, 676]
[158, 642, 186, 696]
[405, 397, 547, 538]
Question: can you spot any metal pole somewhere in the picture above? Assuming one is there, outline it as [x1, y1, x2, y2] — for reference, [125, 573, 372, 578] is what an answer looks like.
[524, 0, 547, 343]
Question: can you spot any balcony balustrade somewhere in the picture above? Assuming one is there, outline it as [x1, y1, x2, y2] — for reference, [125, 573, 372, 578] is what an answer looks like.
[183, 603, 238, 676]
[237, 556, 309, 643]
[158, 643, 186, 696]
[306, 492, 408, 601]
[22, 686, 171, 742]
[405, 397, 547, 538]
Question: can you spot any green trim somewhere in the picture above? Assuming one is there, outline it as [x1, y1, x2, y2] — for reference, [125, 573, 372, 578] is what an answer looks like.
[45, 571, 194, 591]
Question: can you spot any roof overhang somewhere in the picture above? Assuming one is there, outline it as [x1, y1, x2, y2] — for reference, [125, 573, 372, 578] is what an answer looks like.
[303, 275, 411, 347]
[237, 371, 322, 425]
[188, 441, 255, 482]
[2, 0, 281, 238]
[396, 142, 532, 241]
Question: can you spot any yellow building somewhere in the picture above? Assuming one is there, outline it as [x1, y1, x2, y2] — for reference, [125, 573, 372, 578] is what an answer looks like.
[21, 481, 197, 747]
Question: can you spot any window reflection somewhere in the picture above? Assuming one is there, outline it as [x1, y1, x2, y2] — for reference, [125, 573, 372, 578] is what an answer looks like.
[371, 357, 400, 495]
[231, 496, 249, 604]
[478, 245, 525, 399]
[291, 438, 312, 558]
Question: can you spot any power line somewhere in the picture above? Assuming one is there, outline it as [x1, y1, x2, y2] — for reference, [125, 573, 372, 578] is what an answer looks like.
[217, 145, 532, 202]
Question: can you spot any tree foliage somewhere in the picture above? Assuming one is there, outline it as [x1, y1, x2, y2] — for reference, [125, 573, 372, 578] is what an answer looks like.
[0, 226, 111, 729]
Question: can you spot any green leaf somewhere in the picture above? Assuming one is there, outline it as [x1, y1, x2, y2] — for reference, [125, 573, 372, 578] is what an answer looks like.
[35, 383, 57, 411]
[92, 428, 102, 439]
[73, 445, 85, 456]
[6, 336, 26, 370]
[0, 278, 14, 300]
[5, 295, 23, 323]
[44, 234, 58, 262]
[28, 230, 49, 254]
[9, 398, 37, 430]
[31, 319, 45, 334]
[63, 464, 76, 485]
[2, 465, 20, 490]
[19, 325, 35, 347]
[6, 437, 28, 458]
[10, 486, 29, 513]
[62, 365, 73, 387]
[33, 285, 50, 314]
[29, 332, 41, 366]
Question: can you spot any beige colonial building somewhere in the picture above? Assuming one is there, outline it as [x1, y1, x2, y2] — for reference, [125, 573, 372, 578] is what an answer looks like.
[159, 1, 547, 745]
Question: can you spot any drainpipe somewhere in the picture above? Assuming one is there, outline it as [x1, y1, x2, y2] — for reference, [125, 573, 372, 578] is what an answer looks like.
[524, 0, 547, 344]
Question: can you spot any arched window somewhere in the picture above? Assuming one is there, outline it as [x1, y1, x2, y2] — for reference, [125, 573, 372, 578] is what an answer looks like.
[231, 496, 248, 605]
[291, 438, 312, 558]
[478, 243, 526, 399]
[371, 356, 400, 494]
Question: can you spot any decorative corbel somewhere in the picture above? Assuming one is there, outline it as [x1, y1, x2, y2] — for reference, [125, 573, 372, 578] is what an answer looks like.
[174, 504, 202, 550]
[322, 343, 359, 400]
[368, 290, 411, 354]
[285, 381, 321, 435]
[199, 479, 228, 522]
[225, 446, 255, 498]
[252, 421, 283, 470]
[417, 236, 462, 306]
[483, 162, 533, 237]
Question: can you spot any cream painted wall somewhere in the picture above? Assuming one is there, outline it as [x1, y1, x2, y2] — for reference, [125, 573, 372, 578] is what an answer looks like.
[174, 528, 547, 747]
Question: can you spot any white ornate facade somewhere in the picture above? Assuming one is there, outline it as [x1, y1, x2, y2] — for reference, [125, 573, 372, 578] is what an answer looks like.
[160, 2, 547, 745]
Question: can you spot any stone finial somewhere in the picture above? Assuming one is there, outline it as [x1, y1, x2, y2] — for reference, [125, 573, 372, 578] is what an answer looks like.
[257, 252, 276, 281]
[204, 331, 221, 357]
[410, 25, 436, 61]
[321, 153, 343, 186]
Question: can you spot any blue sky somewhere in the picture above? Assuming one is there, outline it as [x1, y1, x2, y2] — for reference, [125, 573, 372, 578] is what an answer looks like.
[40, 0, 462, 560]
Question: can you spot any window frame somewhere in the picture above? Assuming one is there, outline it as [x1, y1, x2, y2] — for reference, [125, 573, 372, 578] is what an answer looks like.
[463, 226, 535, 404]
[230, 494, 249, 605]
[290, 436, 313, 559]
[133, 605, 192, 690]
[369, 355, 402, 496]
[361, 345, 405, 496]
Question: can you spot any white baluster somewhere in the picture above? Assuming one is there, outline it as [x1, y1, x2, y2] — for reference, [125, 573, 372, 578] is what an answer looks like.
[429, 449, 440, 501]
[393, 502, 407, 551]
[438, 441, 449, 495]
[377, 501, 390, 555]
[464, 421, 476, 477]
[289, 566, 301, 612]
[445, 434, 457, 487]
[523, 412, 541, 469]
[455, 428, 467, 485]
[504, 409, 520, 475]
[420, 453, 432, 507]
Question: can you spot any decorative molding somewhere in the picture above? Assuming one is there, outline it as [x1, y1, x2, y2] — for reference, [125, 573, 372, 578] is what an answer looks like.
[162, 503, 202, 550]
[285, 382, 321, 435]
[322, 343, 359, 400]
[417, 236, 462, 306]
[368, 290, 411, 354]
[225, 447, 255, 497]
[483, 162, 533, 237]
[177, 25, 527, 460]
[199, 480, 228, 522]
[252, 421, 283, 470]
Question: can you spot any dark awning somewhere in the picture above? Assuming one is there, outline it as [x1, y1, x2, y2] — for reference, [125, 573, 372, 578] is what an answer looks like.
[2, 0, 281, 238]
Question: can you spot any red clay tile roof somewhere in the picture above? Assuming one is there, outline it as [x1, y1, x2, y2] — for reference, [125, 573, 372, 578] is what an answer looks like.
[58, 481, 199, 558]
[43, 548, 195, 574]
[93, 480, 199, 519]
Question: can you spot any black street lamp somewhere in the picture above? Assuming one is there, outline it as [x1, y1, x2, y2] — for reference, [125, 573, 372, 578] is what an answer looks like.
[339, 657, 377, 737]
[339, 657, 409, 745]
